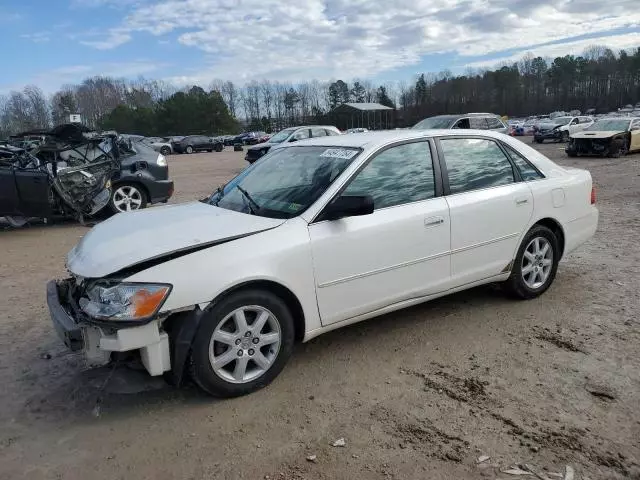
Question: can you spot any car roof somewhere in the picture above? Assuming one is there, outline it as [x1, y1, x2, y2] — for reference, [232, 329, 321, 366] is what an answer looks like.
[292, 129, 511, 150]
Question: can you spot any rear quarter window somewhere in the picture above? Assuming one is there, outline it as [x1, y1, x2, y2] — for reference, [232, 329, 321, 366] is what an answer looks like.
[502, 144, 544, 181]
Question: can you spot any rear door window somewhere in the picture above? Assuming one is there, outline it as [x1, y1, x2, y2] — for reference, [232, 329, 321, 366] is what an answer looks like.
[470, 117, 489, 129]
[440, 137, 515, 194]
[310, 128, 327, 138]
[486, 117, 505, 129]
[502, 144, 544, 181]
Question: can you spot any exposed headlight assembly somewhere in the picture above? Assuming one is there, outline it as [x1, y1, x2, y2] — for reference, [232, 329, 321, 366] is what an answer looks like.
[156, 154, 167, 166]
[80, 283, 171, 321]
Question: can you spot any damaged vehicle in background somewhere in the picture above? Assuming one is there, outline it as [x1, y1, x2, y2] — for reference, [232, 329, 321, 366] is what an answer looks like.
[566, 117, 640, 157]
[533, 116, 593, 143]
[1, 124, 119, 227]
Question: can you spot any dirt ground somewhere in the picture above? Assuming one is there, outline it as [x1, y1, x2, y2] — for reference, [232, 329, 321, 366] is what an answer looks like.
[0, 139, 639, 480]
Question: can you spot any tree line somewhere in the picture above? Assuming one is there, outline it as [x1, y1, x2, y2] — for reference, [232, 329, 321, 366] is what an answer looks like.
[1, 45, 639, 138]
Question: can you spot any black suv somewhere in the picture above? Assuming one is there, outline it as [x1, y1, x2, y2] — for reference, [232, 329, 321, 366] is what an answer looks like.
[172, 135, 223, 154]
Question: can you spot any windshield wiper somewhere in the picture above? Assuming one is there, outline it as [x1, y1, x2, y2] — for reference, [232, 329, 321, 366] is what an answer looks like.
[235, 185, 261, 214]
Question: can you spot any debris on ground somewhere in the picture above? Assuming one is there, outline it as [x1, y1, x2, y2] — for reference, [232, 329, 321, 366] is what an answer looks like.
[502, 467, 534, 475]
[564, 466, 575, 480]
[585, 382, 617, 400]
[477, 455, 490, 463]
[39, 353, 52, 360]
[306, 454, 317, 463]
[331, 438, 346, 447]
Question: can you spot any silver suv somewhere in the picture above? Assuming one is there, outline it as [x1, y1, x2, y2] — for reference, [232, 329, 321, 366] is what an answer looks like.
[245, 125, 341, 163]
[412, 113, 508, 134]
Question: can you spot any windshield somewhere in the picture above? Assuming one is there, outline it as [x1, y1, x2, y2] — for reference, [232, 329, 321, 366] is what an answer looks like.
[412, 116, 455, 129]
[552, 117, 573, 125]
[211, 146, 360, 219]
[267, 128, 296, 144]
[586, 119, 630, 132]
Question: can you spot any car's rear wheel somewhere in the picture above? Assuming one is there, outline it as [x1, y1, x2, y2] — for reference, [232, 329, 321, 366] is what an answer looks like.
[189, 289, 295, 397]
[160, 146, 171, 155]
[185, 145, 194, 154]
[215, 143, 223, 152]
[504, 225, 559, 299]
[110, 183, 147, 213]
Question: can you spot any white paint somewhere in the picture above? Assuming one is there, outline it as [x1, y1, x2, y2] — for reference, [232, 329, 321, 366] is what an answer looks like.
[62, 130, 598, 377]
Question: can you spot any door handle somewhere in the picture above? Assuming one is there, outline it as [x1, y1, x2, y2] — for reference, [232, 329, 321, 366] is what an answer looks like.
[424, 216, 444, 227]
[515, 197, 529, 205]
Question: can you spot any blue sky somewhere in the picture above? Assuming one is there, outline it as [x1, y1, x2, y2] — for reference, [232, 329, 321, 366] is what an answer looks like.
[1, 0, 639, 93]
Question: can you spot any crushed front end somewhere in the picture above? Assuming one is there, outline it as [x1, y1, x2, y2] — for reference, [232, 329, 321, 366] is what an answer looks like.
[46, 277, 171, 376]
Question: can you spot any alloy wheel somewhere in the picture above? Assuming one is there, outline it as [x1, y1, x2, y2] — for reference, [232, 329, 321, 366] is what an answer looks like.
[209, 306, 282, 384]
[521, 237, 553, 289]
[113, 185, 143, 212]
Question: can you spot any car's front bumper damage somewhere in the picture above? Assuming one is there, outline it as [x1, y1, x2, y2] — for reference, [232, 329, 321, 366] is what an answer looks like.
[46, 279, 171, 376]
[534, 129, 564, 141]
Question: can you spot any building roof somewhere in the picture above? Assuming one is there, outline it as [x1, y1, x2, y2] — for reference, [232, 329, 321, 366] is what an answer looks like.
[338, 102, 394, 111]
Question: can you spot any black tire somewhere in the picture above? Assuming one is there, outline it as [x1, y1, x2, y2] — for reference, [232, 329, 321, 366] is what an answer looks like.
[534, 138, 543, 144]
[189, 289, 295, 397]
[567, 150, 577, 157]
[561, 131, 569, 142]
[160, 146, 171, 155]
[110, 183, 148, 214]
[215, 143, 223, 152]
[185, 145, 194, 154]
[503, 225, 559, 300]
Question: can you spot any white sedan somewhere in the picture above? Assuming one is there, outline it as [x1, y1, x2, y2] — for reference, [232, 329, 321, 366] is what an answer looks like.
[47, 130, 598, 397]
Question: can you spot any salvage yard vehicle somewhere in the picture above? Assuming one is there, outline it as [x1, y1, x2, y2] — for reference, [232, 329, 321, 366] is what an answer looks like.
[47, 130, 598, 398]
[566, 117, 640, 157]
[172, 135, 224, 154]
[533, 116, 593, 143]
[412, 113, 509, 134]
[109, 140, 174, 213]
[1, 124, 119, 227]
[245, 126, 341, 163]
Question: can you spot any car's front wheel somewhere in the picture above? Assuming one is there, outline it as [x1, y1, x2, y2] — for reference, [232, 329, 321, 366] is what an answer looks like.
[504, 225, 559, 299]
[189, 289, 295, 397]
[110, 183, 147, 213]
[185, 145, 194, 154]
[160, 146, 171, 155]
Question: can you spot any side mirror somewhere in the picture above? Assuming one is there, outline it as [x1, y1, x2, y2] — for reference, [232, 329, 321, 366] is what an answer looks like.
[289, 137, 299, 142]
[321, 195, 374, 221]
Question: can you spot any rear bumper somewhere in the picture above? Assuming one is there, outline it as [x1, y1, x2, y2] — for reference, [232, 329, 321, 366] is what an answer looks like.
[147, 179, 174, 204]
[564, 208, 599, 256]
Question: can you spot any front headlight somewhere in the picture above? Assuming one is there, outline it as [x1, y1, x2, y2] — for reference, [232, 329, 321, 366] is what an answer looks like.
[80, 282, 171, 321]
[156, 154, 167, 167]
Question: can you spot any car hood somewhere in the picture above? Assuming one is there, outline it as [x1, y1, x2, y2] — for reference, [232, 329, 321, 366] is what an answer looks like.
[538, 122, 563, 130]
[67, 202, 285, 278]
[571, 130, 621, 139]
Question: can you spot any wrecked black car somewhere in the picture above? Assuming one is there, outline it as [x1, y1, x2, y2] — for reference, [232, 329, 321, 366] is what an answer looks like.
[567, 118, 640, 158]
[1, 123, 120, 227]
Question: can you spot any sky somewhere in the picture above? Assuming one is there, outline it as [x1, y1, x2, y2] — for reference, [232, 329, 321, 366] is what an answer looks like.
[1, 0, 639, 94]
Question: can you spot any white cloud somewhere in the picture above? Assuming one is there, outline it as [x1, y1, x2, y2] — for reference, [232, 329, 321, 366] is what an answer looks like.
[0, 62, 165, 94]
[77, 0, 640, 82]
[20, 32, 51, 44]
[80, 29, 132, 49]
[463, 32, 640, 69]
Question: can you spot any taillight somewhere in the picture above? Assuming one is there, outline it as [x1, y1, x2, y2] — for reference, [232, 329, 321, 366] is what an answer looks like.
[591, 186, 596, 204]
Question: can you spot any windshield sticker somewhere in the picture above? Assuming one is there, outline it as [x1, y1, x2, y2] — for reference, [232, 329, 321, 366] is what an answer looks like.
[319, 148, 358, 159]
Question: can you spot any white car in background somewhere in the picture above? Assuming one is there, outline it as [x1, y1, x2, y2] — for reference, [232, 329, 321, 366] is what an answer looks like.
[147, 136, 183, 155]
[47, 130, 598, 398]
[534, 116, 593, 143]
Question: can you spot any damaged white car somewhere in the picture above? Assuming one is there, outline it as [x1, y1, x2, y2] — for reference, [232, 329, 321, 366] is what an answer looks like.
[47, 130, 598, 397]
